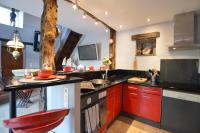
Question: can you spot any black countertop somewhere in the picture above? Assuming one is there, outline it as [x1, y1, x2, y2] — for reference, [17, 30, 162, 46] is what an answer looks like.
[80, 75, 161, 97]
[0, 76, 83, 92]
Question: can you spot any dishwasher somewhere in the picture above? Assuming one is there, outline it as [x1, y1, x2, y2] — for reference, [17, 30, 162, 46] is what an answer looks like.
[161, 89, 200, 133]
[81, 90, 107, 133]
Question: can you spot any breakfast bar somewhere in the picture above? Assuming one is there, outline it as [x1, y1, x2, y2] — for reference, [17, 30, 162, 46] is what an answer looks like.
[0, 76, 83, 133]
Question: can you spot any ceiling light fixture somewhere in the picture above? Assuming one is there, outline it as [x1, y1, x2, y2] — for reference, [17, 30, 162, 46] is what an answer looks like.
[147, 18, 151, 22]
[72, 0, 78, 10]
[72, 4, 77, 10]
[7, 8, 24, 60]
[82, 12, 87, 19]
[119, 25, 123, 29]
[105, 29, 109, 32]
[95, 21, 98, 26]
[105, 11, 108, 16]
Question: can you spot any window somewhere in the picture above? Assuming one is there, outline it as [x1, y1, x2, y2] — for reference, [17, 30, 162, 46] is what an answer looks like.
[0, 6, 23, 28]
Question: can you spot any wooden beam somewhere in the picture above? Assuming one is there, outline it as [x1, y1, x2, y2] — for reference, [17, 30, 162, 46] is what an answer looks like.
[40, 0, 58, 70]
[109, 29, 116, 69]
[132, 32, 160, 41]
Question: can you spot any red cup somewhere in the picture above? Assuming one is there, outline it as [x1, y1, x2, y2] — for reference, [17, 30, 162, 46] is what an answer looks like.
[38, 69, 54, 78]
[63, 66, 73, 72]
[89, 66, 94, 71]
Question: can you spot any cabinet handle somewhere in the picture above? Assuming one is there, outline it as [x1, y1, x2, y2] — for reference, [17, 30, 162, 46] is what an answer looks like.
[142, 95, 151, 99]
[129, 93, 138, 96]
[128, 87, 138, 91]
[142, 89, 160, 95]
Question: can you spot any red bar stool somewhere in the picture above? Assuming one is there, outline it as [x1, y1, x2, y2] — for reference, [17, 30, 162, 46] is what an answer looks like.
[3, 108, 69, 133]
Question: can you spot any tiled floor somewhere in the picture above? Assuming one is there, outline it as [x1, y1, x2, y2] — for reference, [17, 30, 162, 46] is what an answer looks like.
[0, 90, 40, 133]
[107, 116, 170, 133]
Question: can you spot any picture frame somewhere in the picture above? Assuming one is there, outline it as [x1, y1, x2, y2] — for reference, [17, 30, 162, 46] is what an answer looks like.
[136, 38, 156, 56]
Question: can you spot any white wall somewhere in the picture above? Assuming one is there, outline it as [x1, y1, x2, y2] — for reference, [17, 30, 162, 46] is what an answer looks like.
[116, 21, 200, 70]
[71, 30, 110, 69]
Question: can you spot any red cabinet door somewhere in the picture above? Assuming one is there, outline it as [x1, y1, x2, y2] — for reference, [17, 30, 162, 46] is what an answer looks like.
[139, 93, 161, 122]
[106, 88, 115, 124]
[123, 90, 140, 115]
[114, 84, 122, 117]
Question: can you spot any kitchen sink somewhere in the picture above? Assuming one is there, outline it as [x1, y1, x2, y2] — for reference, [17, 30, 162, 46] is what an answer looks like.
[90, 79, 109, 85]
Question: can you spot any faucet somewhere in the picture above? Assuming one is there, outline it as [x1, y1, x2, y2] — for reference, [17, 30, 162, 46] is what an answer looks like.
[102, 70, 108, 80]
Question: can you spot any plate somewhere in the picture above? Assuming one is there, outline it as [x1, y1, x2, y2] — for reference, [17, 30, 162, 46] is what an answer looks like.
[34, 75, 56, 80]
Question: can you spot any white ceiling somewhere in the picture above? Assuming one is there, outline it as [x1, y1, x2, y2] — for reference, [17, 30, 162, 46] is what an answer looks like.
[78, 0, 200, 30]
[0, 0, 200, 32]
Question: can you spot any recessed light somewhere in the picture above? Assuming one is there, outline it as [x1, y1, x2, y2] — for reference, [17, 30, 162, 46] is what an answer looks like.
[105, 29, 109, 32]
[82, 13, 86, 19]
[72, 4, 77, 10]
[95, 21, 98, 25]
[172, 47, 176, 50]
[147, 18, 151, 22]
[105, 11, 108, 16]
[119, 25, 123, 29]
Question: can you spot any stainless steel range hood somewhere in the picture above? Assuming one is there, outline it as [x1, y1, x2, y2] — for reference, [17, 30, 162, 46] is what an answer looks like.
[169, 11, 200, 51]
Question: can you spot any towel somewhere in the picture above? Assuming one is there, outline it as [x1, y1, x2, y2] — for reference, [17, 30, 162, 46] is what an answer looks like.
[85, 109, 91, 133]
[96, 104, 100, 128]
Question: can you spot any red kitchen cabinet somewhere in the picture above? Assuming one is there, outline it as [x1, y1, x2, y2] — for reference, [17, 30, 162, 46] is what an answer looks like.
[139, 93, 161, 122]
[114, 84, 122, 117]
[106, 84, 123, 125]
[106, 87, 115, 124]
[123, 84, 162, 122]
[123, 89, 140, 115]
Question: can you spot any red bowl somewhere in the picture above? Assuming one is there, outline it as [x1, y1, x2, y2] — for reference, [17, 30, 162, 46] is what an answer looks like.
[38, 69, 54, 78]
[63, 66, 73, 72]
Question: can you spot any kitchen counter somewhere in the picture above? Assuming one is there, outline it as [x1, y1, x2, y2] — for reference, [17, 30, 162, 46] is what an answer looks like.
[81, 75, 133, 97]
[0, 76, 83, 133]
[161, 82, 200, 95]
[0, 76, 83, 91]
[80, 75, 161, 97]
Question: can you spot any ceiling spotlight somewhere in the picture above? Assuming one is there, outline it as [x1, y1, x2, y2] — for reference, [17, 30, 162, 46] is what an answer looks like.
[72, 4, 77, 10]
[105, 29, 109, 32]
[119, 25, 123, 29]
[82, 13, 87, 19]
[105, 11, 108, 16]
[95, 21, 98, 25]
[147, 18, 151, 22]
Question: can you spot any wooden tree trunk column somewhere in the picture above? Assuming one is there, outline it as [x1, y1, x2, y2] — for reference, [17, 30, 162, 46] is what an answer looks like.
[40, 0, 58, 70]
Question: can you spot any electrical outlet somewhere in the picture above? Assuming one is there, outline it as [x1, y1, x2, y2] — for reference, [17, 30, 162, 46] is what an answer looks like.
[64, 88, 68, 108]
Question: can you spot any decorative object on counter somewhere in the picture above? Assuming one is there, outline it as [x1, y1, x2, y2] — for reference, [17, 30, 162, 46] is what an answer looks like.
[38, 69, 54, 78]
[133, 55, 138, 70]
[19, 75, 66, 83]
[63, 66, 73, 72]
[12, 69, 39, 77]
[40, 0, 59, 70]
[6, 8, 24, 60]
[132, 32, 160, 56]
[102, 57, 112, 80]
[77, 64, 85, 72]
[88, 66, 95, 71]
[149, 69, 160, 84]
